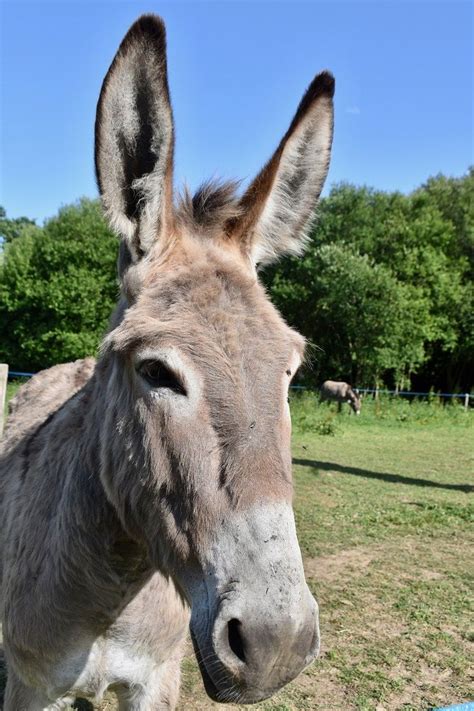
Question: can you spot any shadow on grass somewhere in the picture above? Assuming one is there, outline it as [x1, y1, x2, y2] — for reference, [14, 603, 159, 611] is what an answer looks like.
[293, 458, 474, 493]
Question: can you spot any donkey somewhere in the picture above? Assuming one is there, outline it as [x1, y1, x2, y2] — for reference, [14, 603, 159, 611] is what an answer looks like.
[320, 380, 361, 414]
[0, 15, 334, 710]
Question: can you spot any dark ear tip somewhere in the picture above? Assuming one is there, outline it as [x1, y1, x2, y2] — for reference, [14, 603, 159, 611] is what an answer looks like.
[311, 70, 335, 99]
[291, 70, 334, 128]
[121, 13, 166, 49]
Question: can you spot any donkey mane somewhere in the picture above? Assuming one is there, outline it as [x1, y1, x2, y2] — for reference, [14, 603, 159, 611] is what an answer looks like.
[176, 179, 243, 233]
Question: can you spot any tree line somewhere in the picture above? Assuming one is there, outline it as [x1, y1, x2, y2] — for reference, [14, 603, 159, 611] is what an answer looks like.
[0, 168, 472, 393]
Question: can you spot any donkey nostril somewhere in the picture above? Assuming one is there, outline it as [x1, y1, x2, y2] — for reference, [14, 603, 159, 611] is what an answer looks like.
[227, 618, 246, 664]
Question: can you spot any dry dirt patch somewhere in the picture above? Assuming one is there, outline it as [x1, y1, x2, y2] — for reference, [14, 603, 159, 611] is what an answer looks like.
[304, 545, 378, 583]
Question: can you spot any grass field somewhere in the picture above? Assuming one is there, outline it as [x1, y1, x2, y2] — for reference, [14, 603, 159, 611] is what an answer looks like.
[2, 385, 473, 710]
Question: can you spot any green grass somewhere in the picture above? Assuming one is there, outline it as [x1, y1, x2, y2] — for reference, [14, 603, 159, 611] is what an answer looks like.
[291, 390, 471, 432]
[5, 378, 28, 404]
[3, 377, 27, 418]
[6, 379, 24, 402]
[2, 383, 473, 710]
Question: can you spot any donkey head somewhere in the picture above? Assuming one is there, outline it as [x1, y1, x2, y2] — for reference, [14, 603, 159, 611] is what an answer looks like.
[95, 15, 334, 704]
[348, 388, 362, 415]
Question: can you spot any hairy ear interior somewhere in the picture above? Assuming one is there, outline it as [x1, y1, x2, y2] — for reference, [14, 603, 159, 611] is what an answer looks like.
[95, 14, 174, 265]
[228, 71, 335, 267]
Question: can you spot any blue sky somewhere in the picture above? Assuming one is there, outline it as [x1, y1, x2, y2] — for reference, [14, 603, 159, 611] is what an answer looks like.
[1, 0, 472, 224]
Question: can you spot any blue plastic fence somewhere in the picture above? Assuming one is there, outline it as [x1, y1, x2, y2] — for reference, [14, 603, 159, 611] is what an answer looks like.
[7, 368, 471, 404]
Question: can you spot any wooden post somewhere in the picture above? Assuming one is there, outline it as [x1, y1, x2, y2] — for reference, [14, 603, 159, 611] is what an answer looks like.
[0, 363, 8, 437]
[464, 393, 470, 410]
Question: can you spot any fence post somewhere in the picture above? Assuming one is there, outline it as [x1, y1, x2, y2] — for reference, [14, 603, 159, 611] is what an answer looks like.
[464, 393, 470, 410]
[0, 363, 8, 437]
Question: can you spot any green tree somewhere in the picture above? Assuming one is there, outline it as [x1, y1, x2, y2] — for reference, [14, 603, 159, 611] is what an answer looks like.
[264, 169, 473, 391]
[0, 206, 37, 245]
[420, 167, 474, 272]
[264, 244, 428, 388]
[410, 170, 474, 390]
[0, 199, 118, 371]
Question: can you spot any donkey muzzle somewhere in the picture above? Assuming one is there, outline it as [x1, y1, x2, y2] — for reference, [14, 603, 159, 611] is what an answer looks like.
[187, 503, 320, 703]
[214, 593, 319, 702]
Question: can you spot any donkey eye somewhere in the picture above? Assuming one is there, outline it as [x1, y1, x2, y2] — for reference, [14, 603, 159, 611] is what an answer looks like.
[138, 361, 186, 395]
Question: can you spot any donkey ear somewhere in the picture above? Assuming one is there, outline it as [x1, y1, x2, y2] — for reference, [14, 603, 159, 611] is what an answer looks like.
[95, 15, 174, 265]
[228, 72, 334, 266]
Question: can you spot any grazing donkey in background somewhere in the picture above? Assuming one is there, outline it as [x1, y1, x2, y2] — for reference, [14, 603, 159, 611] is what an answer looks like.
[320, 380, 362, 414]
[0, 15, 334, 709]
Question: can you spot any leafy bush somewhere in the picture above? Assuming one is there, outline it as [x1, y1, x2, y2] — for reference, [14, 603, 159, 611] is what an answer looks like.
[0, 199, 117, 370]
[290, 392, 339, 435]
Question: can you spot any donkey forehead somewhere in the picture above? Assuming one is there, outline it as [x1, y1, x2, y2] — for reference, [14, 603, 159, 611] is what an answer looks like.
[113, 247, 305, 369]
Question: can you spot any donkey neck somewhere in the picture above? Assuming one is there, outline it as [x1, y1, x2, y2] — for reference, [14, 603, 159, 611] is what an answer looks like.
[11, 370, 153, 644]
[57, 370, 153, 604]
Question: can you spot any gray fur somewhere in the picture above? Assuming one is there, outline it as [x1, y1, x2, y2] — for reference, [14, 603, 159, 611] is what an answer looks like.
[253, 101, 334, 264]
[1, 13, 335, 709]
[95, 15, 174, 263]
[227, 71, 335, 267]
[320, 380, 361, 414]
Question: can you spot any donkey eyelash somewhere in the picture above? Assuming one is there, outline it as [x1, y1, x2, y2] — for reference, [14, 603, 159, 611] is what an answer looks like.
[137, 360, 187, 395]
